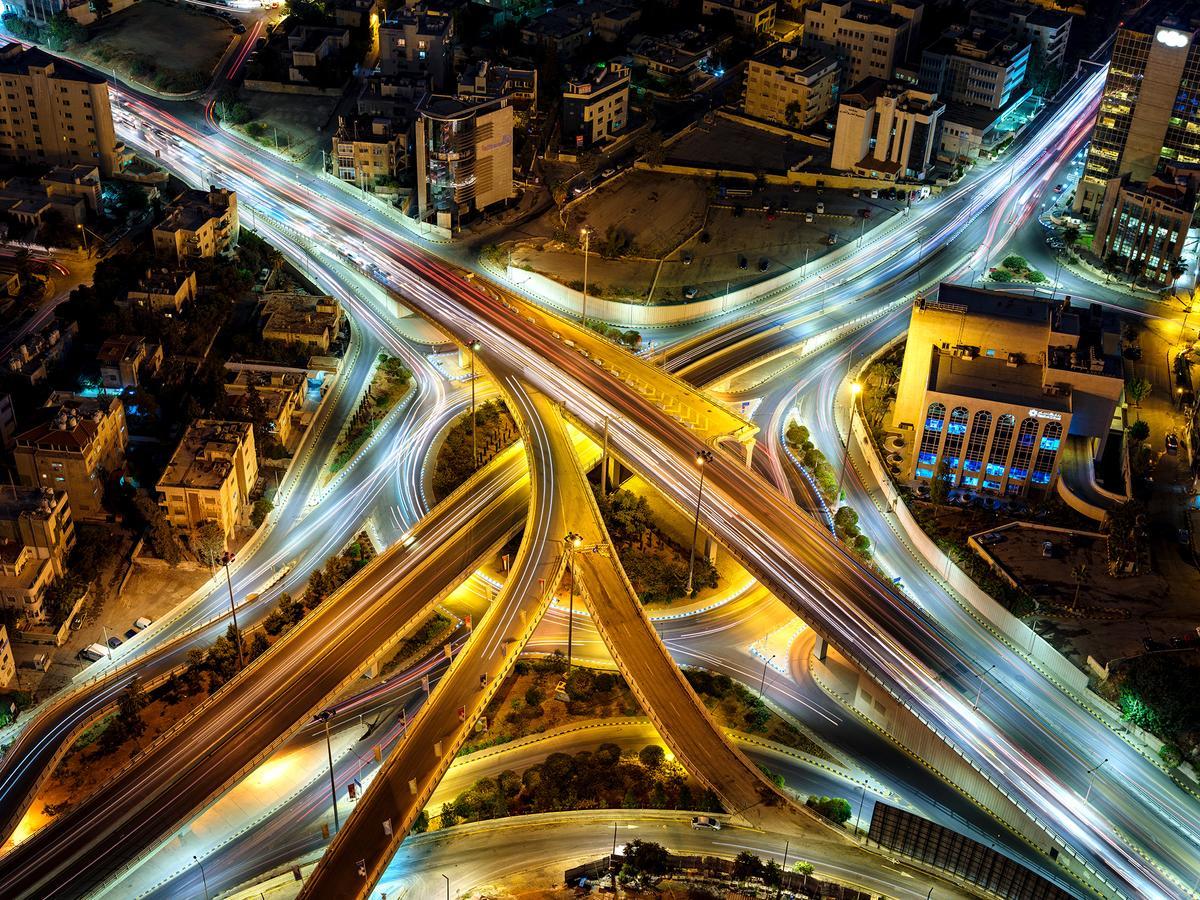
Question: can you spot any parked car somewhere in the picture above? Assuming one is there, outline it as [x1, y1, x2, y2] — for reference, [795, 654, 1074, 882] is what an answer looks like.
[859, 208, 871, 219]
[601, 167, 616, 178]
[805, 212, 814, 223]
[135, 616, 153, 630]
[869, 189, 879, 199]
[737, 256, 748, 270]
[70, 614, 84, 631]
[1165, 433, 1179, 454]
[816, 201, 825, 214]
[80, 644, 107, 662]
[684, 286, 699, 299]
[691, 815, 721, 830]
[1041, 541, 1054, 558]
[681, 252, 693, 266]
[826, 233, 838, 245]
[851, 189, 860, 198]
[757, 258, 769, 272]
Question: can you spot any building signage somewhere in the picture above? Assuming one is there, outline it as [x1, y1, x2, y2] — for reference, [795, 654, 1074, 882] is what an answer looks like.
[1029, 409, 1062, 421]
[1156, 28, 1190, 48]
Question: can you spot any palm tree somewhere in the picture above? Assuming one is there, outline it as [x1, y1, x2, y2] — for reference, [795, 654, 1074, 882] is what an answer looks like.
[1071, 562, 1088, 611]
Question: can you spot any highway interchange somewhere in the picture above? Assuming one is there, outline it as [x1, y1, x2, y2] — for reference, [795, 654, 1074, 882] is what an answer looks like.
[0, 35, 1197, 900]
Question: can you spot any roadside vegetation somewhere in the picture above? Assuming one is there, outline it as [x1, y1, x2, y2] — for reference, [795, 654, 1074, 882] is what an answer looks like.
[432, 400, 519, 499]
[329, 354, 412, 474]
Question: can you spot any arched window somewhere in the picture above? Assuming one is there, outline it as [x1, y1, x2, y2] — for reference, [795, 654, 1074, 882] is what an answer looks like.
[1008, 418, 1039, 482]
[963, 411, 992, 474]
[986, 414, 1015, 479]
[916, 402, 945, 478]
[940, 407, 969, 475]
[1031, 422, 1063, 485]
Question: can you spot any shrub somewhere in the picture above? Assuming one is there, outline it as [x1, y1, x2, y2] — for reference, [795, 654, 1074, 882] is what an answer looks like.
[806, 794, 852, 824]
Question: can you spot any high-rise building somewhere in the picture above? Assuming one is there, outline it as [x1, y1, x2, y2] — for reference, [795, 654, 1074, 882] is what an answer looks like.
[0, 43, 127, 176]
[331, 114, 412, 190]
[801, 0, 923, 86]
[831, 78, 943, 179]
[13, 393, 127, 521]
[893, 285, 1124, 498]
[918, 25, 1030, 111]
[1074, 4, 1200, 217]
[742, 44, 839, 130]
[968, 0, 1072, 75]
[561, 62, 630, 150]
[416, 95, 513, 233]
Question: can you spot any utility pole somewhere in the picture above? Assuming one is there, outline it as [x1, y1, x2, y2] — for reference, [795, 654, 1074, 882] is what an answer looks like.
[758, 653, 775, 698]
[317, 709, 340, 833]
[600, 415, 610, 495]
[855, 780, 869, 838]
[973, 664, 996, 709]
[1084, 758, 1108, 802]
[564, 533, 582, 671]
[219, 551, 244, 671]
[468, 339, 481, 470]
[193, 855, 210, 900]
[580, 227, 590, 326]
[686, 450, 714, 596]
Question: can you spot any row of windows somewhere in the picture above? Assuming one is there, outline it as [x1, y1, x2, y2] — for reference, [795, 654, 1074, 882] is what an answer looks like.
[918, 404, 1062, 492]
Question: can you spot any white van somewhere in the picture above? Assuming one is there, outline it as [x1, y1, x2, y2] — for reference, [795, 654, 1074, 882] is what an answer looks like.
[134, 617, 153, 630]
[80, 643, 108, 662]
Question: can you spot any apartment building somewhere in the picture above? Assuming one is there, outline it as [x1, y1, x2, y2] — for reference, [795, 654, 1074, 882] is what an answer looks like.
[41, 164, 102, 213]
[224, 367, 305, 448]
[97, 335, 162, 391]
[260, 291, 342, 352]
[416, 95, 513, 232]
[0, 393, 15, 450]
[157, 420, 258, 544]
[832, 78, 943, 179]
[122, 268, 197, 315]
[1074, 4, 1200, 217]
[13, 393, 127, 521]
[561, 62, 630, 150]
[630, 29, 729, 84]
[0, 486, 74, 577]
[894, 285, 1124, 497]
[968, 0, 1072, 74]
[801, 0, 922, 86]
[2, 319, 77, 386]
[0, 43, 126, 176]
[152, 188, 239, 263]
[457, 61, 538, 105]
[918, 25, 1030, 111]
[1093, 165, 1200, 284]
[702, 0, 776, 33]
[286, 26, 351, 84]
[332, 114, 411, 190]
[743, 44, 839, 129]
[0, 538, 56, 626]
[0, 626, 13, 690]
[380, 6, 455, 90]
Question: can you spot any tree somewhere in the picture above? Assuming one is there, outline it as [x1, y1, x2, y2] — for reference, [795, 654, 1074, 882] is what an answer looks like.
[929, 457, 951, 507]
[792, 860, 814, 876]
[134, 494, 183, 565]
[1001, 254, 1029, 271]
[1071, 562, 1088, 611]
[44, 13, 86, 51]
[1063, 225, 1080, 249]
[251, 497, 274, 527]
[247, 632, 270, 661]
[734, 850, 764, 881]
[622, 839, 669, 880]
[117, 677, 147, 741]
[834, 506, 859, 538]
[784, 100, 803, 130]
[193, 521, 226, 569]
[806, 794, 852, 825]
[1125, 377, 1152, 418]
[1169, 258, 1188, 283]
[1128, 419, 1150, 442]
[638, 744, 665, 770]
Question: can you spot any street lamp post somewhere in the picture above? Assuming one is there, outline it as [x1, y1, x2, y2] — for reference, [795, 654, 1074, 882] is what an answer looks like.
[468, 339, 482, 470]
[442, 873, 450, 900]
[836, 383, 862, 503]
[686, 450, 714, 596]
[855, 780, 869, 838]
[102, 624, 112, 659]
[564, 532, 583, 672]
[219, 551, 244, 672]
[580, 228, 591, 327]
[316, 709, 340, 833]
[973, 664, 996, 709]
[758, 654, 776, 698]
[193, 855, 210, 900]
[1084, 757, 1109, 802]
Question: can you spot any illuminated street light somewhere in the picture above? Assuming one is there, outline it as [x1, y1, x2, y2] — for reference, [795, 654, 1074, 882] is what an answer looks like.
[314, 708, 340, 833]
[580, 227, 591, 327]
[218, 551, 244, 672]
[686, 450, 715, 596]
[563, 533, 583, 671]
[468, 339, 482, 470]
[836, 383, 862, 502]
[1085, 757, 1109, 803]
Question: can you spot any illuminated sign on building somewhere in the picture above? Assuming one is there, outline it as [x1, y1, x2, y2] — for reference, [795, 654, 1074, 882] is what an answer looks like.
[1028, 409, 1062, 421]
[1155, 28, 1190, 48]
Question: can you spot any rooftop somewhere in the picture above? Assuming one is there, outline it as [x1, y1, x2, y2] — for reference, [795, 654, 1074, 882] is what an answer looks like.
[927, 283, 1052, 325]
[14, 394, 120, 453]
[0, 42, 107, 84]
[0, 487, 65, 522]
[810, 0, 909, 29]
[158, 420, 252, 491]
[97, 335, 148, 367]
[929, 349, 1072, 413]
[751, 43, 838, 77]
[157, 188, 235, 234]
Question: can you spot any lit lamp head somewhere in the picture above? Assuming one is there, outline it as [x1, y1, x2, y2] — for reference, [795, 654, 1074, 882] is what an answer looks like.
[695, 449, 714, 466]
[850, 382, 862, 396]
[470, 339, 482, 352]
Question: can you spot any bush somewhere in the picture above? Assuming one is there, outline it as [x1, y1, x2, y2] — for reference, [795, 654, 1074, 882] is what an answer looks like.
[989, 269, 1014, 282]
[806, 794, 852, 825]
[251, 497, 274, 527]
[638, 744, 665, 770]
[1001, 254, 1029, 271]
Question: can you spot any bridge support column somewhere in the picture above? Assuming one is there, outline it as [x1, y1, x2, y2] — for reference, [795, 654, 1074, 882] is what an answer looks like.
[813, 635, 828, 662]
[742, 436, 756, 468]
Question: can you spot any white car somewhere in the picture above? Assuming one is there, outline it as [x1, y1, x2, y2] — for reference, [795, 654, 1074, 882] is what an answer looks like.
[691, 816, 721, 830]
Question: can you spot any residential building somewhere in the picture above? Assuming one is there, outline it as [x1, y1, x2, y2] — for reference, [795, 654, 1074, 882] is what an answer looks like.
[286, 26, 351, 83]
[40, 164, 101, 213]
[562, 62, 630, 150]
[742, 44, 839, 129]
[1, 319, 77, 386]
[157, 420, 258, 544]
[521, 6, 594, 53]
[122, 268, 197, 315]
[0, 173, 87, 227]
[379, 6, 454, 90]
[416, 95, 513, 232]
[334, 0, 381, 29]
[457, 61, 538, 105]
[0, 393, 15, 450]
[0, 260, 21, 297]
[0, 539, 55, 623]
[152, 188, 239, 263]
[4, 0, 135, 25]
[1074, 5, 1200, 217]
[13, 393, 127, 521]
[968, 0, 1072, 74]
[801, 0, 922, 86]
[224, 367, 305, 448]
[630, 28, 729, 84]
[97, 335, 162, 391]
[358, 73, 429, 120]
[0, 486, 74, 576]
[918, 25, 1030, 111]
[831, 79, 943, 179]
[0, 626, 13, 690]
[260, 291, 342, 353]
[702, 0, 776, 33]
[594, 4, 641, 42]
[893, 285, 1124, 498]
[0, 43, 127, 176]
[332, 114, 411, 190]
[1093, 165, 1200, 284]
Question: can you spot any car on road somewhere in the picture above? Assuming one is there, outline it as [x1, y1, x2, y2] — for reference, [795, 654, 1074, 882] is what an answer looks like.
[70, 614, 84, 631]
[681, 252, 693, 265]
[1054, 183, 1065, 193]
[601, 167, 616, 178]
[691, 816, 721, 830]
[869, 189, 879, 199]
[1041, 541, 1054, 558]
[859, 208, 871, 219]
[815, 201, 825, 214]
[805, 212, 814, 223]
[1166, 433, 1179, 454]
